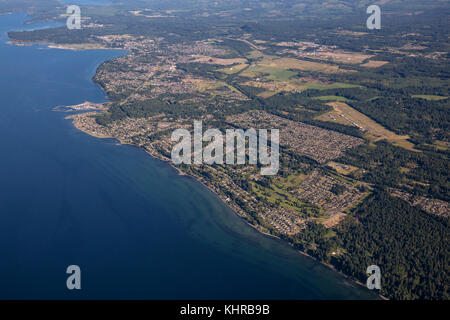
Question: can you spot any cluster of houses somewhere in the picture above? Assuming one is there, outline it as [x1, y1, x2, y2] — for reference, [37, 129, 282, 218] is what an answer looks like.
[391, 189, 449, 218]
[296, 169, 364, 215]
[228, 111, 364, 164]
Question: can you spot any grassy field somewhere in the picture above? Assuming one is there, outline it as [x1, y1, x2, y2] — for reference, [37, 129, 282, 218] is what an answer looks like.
[251, 181, 304, 213]
[312, 95, 353, 102]
[361, 60, 389, 68]
[423, 140, 449, 151]
[241, 64, 297, 81]
[273, 171, 308, 189]
[217, 63, 249, 74]
[193, 79, 241, 95]
[241, 79, 360, 97]
[194, 79, 227, 92]
[240, 54, 351, 82]
[267, 57, 350, 74]
[245, 50, 265, 59]
[306, 82, 359, 90]
[411, 95, 448, 101]
[307, 51, 373, 64]
[250, 171, 323, 215]
[237, 51, 359, 96]
[193, 56, 248, 65]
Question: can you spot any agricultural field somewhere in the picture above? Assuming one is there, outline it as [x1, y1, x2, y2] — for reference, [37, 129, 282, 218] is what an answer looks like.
[242, 79, 359, 97]
[240, 63, 297, 81]
[309, 50, 372, 64]
[292, 49, 373, 65]
[239, 54, 352, 82]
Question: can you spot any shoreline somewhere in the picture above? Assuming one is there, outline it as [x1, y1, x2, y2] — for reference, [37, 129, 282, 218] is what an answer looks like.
[7, 40, 122, 51]
[67, 111, 387, 300]
[142, 145, 387, 300]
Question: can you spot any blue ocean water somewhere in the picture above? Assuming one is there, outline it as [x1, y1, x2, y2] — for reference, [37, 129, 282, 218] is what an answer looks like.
[0, 13, 378, 300]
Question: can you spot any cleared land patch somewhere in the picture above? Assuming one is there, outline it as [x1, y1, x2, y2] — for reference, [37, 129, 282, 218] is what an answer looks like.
[411, 95, 448, 101]
[239, 55, 351, 84]
[242, 78, 359, 97]
[281, 43, 373, 65]
[326, 161, 359, 175]
[192, 56, 248, 65]
[309, 51, 373, 64]
[306, 82, 359, 90]
[335, 30, 368, 36]
[241, 79, 316, 97]
[217, 63, 249, 74]
[361, 60, 389, 68]
[431, 140, 449, 151]
[241, 63, 297, 81]
[312, 95, 353, 102]
[245, 50, 265, 59]
[265, 57, 349, 73]
[319, 102, 416, 151]
[184, 78, 247, 99]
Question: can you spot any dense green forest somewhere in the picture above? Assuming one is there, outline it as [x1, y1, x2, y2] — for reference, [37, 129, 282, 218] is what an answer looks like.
[294, 189, 449, 300]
